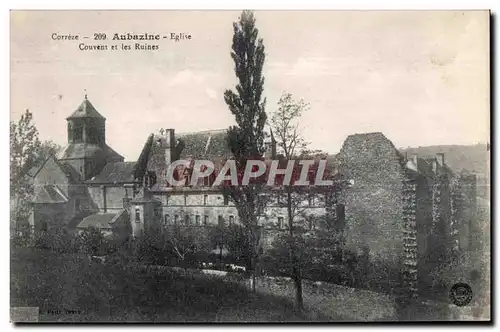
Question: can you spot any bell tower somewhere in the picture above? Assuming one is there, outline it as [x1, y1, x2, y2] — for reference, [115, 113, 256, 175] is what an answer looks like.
[58, 92, 124, 180]
[67, 93, 106, 145]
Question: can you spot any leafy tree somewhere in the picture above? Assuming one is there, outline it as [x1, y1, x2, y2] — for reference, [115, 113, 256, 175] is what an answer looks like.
[78, 227, 108, 256]
[223, 10, 268, 291]
[164, 224, 211, 269]
[10, 110, 42, 225]
[10, 110, 62, 232]
[224, 223, 248, 266]
[38, 140, 62, 162]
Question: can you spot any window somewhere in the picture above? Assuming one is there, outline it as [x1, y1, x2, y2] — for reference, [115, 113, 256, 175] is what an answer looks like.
[165, 195, 169, 206]
[73, 124, 83, 142]
[75, 198, 80, 211]
[277, 194, 282, 205]
[229, 215, 235, 226]
[164, 214, 170, 225]
[195, 215, 201, 226]
[135, 206, 141, 222]
[204, 215, 209, 226]
[278, 217, 285, 229]
[203, 195, 208, 206]
[223, 195, 229, 206]
[218, 215, 224, 227]
[185, 214, 190, 226]
[308, 196, 315, 207]
[174, 215, 179, 226]
[184, 194, 188, 206]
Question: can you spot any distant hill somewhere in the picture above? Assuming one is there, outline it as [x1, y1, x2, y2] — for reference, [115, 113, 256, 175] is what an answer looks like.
[401, 144, 490, 199]
[400, 144, 490, 177]
[328, 143, 490, 198]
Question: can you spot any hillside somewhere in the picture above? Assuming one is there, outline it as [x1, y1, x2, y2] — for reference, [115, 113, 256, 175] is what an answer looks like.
[400, 144, 490, 177]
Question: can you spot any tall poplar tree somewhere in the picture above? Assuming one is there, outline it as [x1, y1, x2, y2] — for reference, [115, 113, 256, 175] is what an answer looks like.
[223, 10, 268, 291]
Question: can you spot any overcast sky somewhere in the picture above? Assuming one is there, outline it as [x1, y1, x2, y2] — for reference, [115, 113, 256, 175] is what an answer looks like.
[10, 10, 489, 161]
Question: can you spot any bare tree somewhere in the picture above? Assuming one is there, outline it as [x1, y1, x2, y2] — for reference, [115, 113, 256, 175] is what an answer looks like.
[269, 91, 330, 310]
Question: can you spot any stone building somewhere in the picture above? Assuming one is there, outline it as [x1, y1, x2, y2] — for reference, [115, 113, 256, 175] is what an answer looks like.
[337, 132, 477, 295]
[25, 97, 477, 295]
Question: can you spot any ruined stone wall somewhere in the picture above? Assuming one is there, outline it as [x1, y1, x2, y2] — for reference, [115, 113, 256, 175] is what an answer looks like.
[338, 133, 406, 266]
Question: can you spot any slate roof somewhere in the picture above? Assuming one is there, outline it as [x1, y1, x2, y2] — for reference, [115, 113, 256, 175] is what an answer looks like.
[59, 162, 82, 182]
[32, 185, 68, 204]
[58, 143, 124, 161]
[67, 97, 106, 120]
[77, 209, 127, 229]
[178, 129, 231, 159]
[25, 155, 81, 183]
[87, 162, 137, 184]
[133, 130, 231, 181]
[130, 196, 162, 204]
[26, 164, 43, 178]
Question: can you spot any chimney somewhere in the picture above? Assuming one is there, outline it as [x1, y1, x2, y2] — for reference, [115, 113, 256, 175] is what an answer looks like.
[100, 185, 107, 213]
[164, 128, 176, 165]
[412, 154, 418, 168]
[436, 153, 445, 167]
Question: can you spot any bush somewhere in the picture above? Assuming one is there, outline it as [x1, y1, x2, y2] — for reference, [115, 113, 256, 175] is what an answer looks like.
[32, 229, 80, 253]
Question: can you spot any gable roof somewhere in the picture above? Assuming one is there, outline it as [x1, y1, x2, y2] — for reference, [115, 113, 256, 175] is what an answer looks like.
[87, 162, 138, 184]
[66, 97, 105, 120]
[32, 185, 69, 204]
[28, 155, 81, 183]
[77, 209, 128, 229]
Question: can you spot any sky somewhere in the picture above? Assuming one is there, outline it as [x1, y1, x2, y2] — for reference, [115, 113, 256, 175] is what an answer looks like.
[10, 10, 490, 161]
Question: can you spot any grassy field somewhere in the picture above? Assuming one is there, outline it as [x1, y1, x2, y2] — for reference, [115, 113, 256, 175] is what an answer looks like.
[10, 247, 319, 322]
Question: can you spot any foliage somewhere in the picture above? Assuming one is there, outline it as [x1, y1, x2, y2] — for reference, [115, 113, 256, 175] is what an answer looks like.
[38, 140, 62, 162]
[29, 228, 79, 253]
[163, 226, 211, 268]
[10, 109, 62, 227]
[271, 92, 310, 158]
[78, 227, 112, 256]
[223, 223, 249, 265]
[10, 110, 42, 223]
[223, 10, 269, 281]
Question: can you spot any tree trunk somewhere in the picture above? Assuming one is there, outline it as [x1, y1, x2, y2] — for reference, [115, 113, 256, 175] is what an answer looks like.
[287, 188, 303, 310]
[251, 256, 257, 292]
[183, 266, 188, 304]
[293, 273, 304, 310]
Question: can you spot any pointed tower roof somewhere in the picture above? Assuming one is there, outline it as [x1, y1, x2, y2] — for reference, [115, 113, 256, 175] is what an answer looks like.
[66, 94, 106, 120]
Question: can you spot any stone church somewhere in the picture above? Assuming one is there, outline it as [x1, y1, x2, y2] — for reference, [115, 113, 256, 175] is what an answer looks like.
[25, 96, 477, 293]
